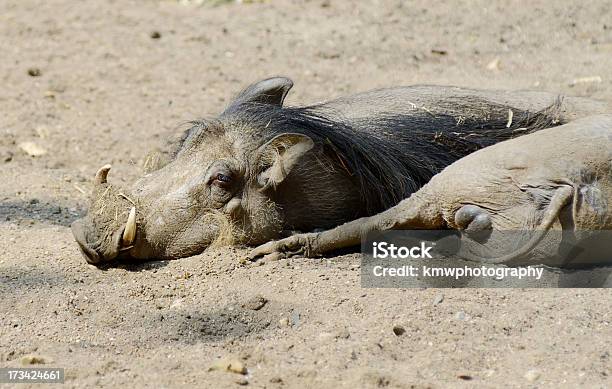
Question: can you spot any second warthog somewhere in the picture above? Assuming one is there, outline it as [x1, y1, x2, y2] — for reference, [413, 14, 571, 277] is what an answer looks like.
[250, 115, 612, 267]
[71, 77, 610, 265]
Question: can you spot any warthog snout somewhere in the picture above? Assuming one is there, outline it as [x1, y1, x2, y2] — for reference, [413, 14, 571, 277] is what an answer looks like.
[71, 165, 143, 265]
[71, 218, 122, 264]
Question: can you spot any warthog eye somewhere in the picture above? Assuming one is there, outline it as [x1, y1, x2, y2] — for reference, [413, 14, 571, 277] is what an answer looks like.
[216, 173, 231, 182]
[212, 172, 232, 187]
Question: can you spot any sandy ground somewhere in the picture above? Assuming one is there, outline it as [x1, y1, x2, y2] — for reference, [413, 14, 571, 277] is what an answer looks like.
[1, 1, 611, 388]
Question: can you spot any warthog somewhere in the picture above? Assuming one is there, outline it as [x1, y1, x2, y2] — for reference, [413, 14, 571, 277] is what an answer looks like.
[71, 77, 610, 265]
[250, 115, 612, 268]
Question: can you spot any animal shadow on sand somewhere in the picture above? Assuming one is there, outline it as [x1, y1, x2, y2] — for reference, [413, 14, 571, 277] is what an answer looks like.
[0, 199, 83, 227]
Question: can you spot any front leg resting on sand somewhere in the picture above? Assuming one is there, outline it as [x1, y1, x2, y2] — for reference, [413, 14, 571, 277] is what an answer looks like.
[249, 195, 440, 260]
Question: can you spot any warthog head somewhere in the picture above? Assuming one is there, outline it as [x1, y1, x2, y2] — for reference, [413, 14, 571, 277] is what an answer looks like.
[72, 77, 326, 265]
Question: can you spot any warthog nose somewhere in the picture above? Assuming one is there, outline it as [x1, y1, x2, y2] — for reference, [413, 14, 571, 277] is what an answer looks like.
[71, 219, 101, 264]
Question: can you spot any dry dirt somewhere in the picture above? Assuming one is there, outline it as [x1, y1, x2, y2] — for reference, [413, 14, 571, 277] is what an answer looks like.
[1, 1, 611, 388]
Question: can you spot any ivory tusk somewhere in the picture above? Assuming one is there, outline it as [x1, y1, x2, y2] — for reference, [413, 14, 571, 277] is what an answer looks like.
[122, 207, 137, 246]
[95, 164, 112, 184]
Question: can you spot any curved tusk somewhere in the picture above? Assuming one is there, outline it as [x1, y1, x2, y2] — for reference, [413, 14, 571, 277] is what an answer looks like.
[95, 164, 112, 184]
[122, 207, 137, 246]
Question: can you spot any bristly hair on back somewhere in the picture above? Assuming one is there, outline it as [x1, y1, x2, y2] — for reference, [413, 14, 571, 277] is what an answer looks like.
[216, 97, 564, 215]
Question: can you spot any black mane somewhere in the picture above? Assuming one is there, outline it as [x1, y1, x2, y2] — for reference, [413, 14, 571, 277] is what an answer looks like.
[218, 97, 564, 215]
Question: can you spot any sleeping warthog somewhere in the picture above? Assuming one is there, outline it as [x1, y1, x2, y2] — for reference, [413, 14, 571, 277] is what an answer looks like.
[250, 115, 612, 267]
[71, 77, 610, 265]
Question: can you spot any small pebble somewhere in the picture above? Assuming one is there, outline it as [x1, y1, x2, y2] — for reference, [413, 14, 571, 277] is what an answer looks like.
[150, 31, 161, 39]
[278, 317, 289, 327]
[524, 369, 540, 382]
[433, 293, 444, 306]
[486, 57, 501, 71]
[18, 142, 47, 157]
[392, 325, 406, 336]
[27, 68, 42, 77]
[455, 311, 467, 321]
[21, 355, 46, 365]
[208, 357, 247, 375]
[242, 294, 267, 311]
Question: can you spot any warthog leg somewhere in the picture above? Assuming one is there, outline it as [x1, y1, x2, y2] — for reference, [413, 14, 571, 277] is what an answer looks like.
[249, 196, 440, 260]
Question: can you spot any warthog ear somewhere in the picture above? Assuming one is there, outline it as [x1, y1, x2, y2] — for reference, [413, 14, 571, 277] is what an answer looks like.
[256, 133, 314, 190]
[229, 77, 294, 107]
